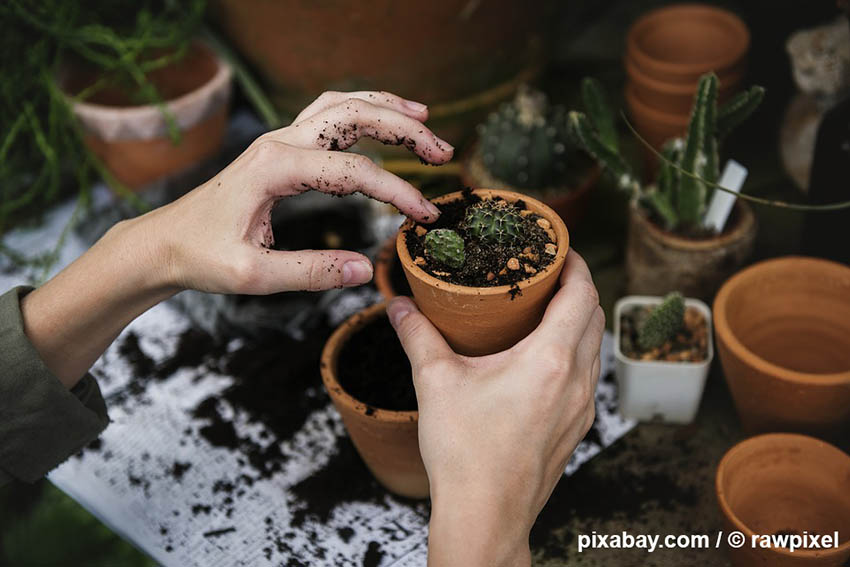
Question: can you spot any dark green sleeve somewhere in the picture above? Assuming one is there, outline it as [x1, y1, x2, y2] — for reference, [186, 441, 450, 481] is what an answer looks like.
[0, 286, 109, 484]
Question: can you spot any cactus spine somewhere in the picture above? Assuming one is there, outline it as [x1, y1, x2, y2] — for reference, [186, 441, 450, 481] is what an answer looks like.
[638, 292, 685, 350]
[424, 229, 465, 269]
[462, 200, 524, 245]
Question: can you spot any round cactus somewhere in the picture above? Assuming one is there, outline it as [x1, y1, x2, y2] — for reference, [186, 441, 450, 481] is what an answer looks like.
[424, 229, 465, 269]
[477, 85, 575, 189]
[462, 200, 524, 245]
[638, 292, 685, 350]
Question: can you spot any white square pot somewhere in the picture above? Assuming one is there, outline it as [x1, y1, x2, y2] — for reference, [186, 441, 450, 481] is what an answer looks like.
[614, 295, 714, 424]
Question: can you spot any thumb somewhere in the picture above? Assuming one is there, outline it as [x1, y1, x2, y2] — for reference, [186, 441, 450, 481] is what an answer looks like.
[387, 297, 454, 378]
[258, 249, 373, 293]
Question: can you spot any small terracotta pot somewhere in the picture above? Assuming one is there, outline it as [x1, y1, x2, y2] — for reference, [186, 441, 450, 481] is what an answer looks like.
[461, 147, 601, 228]
[625, 200, 756, 301]
[320, 302, 428, 499]
[62, 42, 232, 190]
[397, 189, 569, 356]
[374, 235, 412, 300]
[625, 82, 690, 158]
[626, 4, 749, 86]
[714, 257, 850, 437]
[716, 433, 850, 567]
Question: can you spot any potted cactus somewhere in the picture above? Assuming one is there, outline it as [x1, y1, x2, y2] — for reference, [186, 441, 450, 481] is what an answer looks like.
[397, 188, 569, 356]
[569, 74, 765, 300]
[462, 85, 600, 226]
[614, 292, 713, 424]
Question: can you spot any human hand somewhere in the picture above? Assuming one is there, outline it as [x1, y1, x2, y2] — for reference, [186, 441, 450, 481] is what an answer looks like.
[133, 90, 453, 295]
[387, 250, 604, 567]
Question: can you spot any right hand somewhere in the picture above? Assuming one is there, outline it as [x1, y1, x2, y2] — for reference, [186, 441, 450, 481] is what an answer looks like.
[388, 250, 604, 567]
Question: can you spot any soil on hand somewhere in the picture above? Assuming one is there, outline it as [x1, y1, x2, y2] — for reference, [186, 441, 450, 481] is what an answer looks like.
[404, 190, 556, 287]
[337, 316, 417, 412]
[620, 306, 708, 362]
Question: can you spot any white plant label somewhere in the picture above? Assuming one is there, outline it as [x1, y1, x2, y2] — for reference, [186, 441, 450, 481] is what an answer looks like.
[703, 160, 748, 232]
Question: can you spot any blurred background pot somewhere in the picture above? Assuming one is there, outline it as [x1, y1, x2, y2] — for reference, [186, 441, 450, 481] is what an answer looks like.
[713, 257, 850, 438]
[374, 235, 411, 300]
[62, 42, 232, 190]
[320, 302, 428, 499]
[625, 200, 757, 301]
[716, 433, 850, 567]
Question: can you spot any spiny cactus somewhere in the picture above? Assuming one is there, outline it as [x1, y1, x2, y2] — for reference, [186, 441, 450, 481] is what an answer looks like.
[462, 200, 524, 245]
[567, 74, 765, 232]
[424, 229, 465, 269]
[477, 85, 577, 189]
[638, 292, 685, 350]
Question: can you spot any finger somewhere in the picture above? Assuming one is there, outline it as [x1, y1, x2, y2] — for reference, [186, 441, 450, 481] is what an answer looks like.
[292, 90, 429, 124]
[240, 248, 374, 294]
[575, 305, 605, 373]
[387, 296, 455, 379]
[271, 98, 454, 164]
[589, 353, 601, 392]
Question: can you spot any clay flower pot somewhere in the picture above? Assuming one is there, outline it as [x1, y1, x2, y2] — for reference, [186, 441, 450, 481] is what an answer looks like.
[624, 82, 690, 152]
[614, 295, 713, 424]
[397, 189, 569, 356]
[714, 257, 850, 437]
[320, 301, 428, 499]
[625, 200, 756, 301]
[62, 42, 232, 190]
[716, 433, 850, 567]
[626, 4, 749, 86]
[374, 235, 411, 300]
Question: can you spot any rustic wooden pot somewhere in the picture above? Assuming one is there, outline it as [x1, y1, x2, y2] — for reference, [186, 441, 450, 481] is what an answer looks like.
[320, 302, 428, 499]
[625, 201, 756, 301]
[397, 189, 569, 356]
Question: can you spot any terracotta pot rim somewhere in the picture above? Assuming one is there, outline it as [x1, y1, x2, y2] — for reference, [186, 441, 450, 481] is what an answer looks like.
[625, 83, 691, 127]
[630, 201, 755, 251]
[396, 189, 570, 296]
[320, 301, 419, 423]
[715, 432, 850, 557]
[713, 256, 850, 385]
[627, 4, 750, 76]
[625, 56, 744, 96]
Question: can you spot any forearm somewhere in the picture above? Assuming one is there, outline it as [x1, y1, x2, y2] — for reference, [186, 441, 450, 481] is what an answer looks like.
[20, 211, 178, 388]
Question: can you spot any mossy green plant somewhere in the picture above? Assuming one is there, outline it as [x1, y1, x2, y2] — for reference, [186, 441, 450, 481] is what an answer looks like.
[638, 292, 686, 350]
[424, 228, 465, 269]
[462, 200, 524, 245]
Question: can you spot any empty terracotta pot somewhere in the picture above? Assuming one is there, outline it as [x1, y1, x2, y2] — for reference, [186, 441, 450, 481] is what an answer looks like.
[62, 42, 232, 190]
[625, 82, 690, 152]
[714, 257, 850, 437]
[626, 200, 756, 301]
[397, 189, 569, 356]
[374, 235, 411, 300]
[716, 433, 850, 567]
[320, 302, 428, 499]
[626, 4, 749, 86]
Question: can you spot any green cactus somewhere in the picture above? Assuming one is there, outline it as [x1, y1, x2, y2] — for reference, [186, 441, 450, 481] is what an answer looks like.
[567, 74, 764, 232]
[638, 292, 685, 350]
[424, 229, 465, 269]
[477, 85, 578, 189]
[462, 200, 524, 245]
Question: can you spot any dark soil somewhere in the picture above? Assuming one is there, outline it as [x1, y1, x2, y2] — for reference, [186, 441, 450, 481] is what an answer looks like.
[404, 189, 556, 287]
[620, 305, 709, 362]
[336, 316, 416, 412]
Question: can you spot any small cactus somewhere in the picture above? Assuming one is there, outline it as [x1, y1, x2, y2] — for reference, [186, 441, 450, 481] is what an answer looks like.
[462, 200, 524, 245]
[424, 229, 465, 269]
[638, 292, 685, 350]
[477, 85, 577, 189]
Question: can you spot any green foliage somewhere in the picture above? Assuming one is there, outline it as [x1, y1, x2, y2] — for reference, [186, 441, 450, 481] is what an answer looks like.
[567, 73, 764, 233]
[477, 85, 580, 189]
[462, 200, 524, 245]
[638, 292, 685, 350]
[424, 228, 465, 269]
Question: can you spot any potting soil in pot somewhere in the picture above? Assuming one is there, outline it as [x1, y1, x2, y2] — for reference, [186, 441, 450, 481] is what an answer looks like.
[620, 306, 708, 362]
[337, 316, 416, 411]
[404, 189, 556, 287]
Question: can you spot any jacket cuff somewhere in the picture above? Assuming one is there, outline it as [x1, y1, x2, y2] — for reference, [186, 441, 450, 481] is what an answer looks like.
[0, 286, 109, 482]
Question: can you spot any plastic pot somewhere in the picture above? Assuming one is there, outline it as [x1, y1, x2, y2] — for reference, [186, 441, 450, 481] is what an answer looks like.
[397, 189, 569, 356]
[320, 301, 428, 499]
[716, 433, 850, 567]
[614, 295, 713, 424]
[713, 257, 850, 438]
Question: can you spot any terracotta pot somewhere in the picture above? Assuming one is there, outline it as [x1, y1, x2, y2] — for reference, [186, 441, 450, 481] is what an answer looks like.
[625, 200, 756, 301]
[62, 42, 232, 190]
[320, 301, 428, 499]
[626, 4, 749, 86]
[713, 257, 850, 437]
[716, 433, 850, 567]
[374, 235, 412, 300]
[461, 146, 601, 228]
[625, 82, 690, 155]
[211, 0, 554, 147]
[397, 189, 569, 356]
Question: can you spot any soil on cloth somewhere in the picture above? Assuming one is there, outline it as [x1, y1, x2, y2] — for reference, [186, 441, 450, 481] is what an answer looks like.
[404, 189, 557, 287]
[620, 305, 708, 362]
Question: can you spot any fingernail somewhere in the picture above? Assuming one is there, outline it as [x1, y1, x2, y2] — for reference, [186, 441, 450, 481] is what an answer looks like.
[342, 260, 373, 286]
[422, 199, 441, 221]
[434, 136, 454, 152]
[403, 99, 427, 113]
[387, 297, 414, 328]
